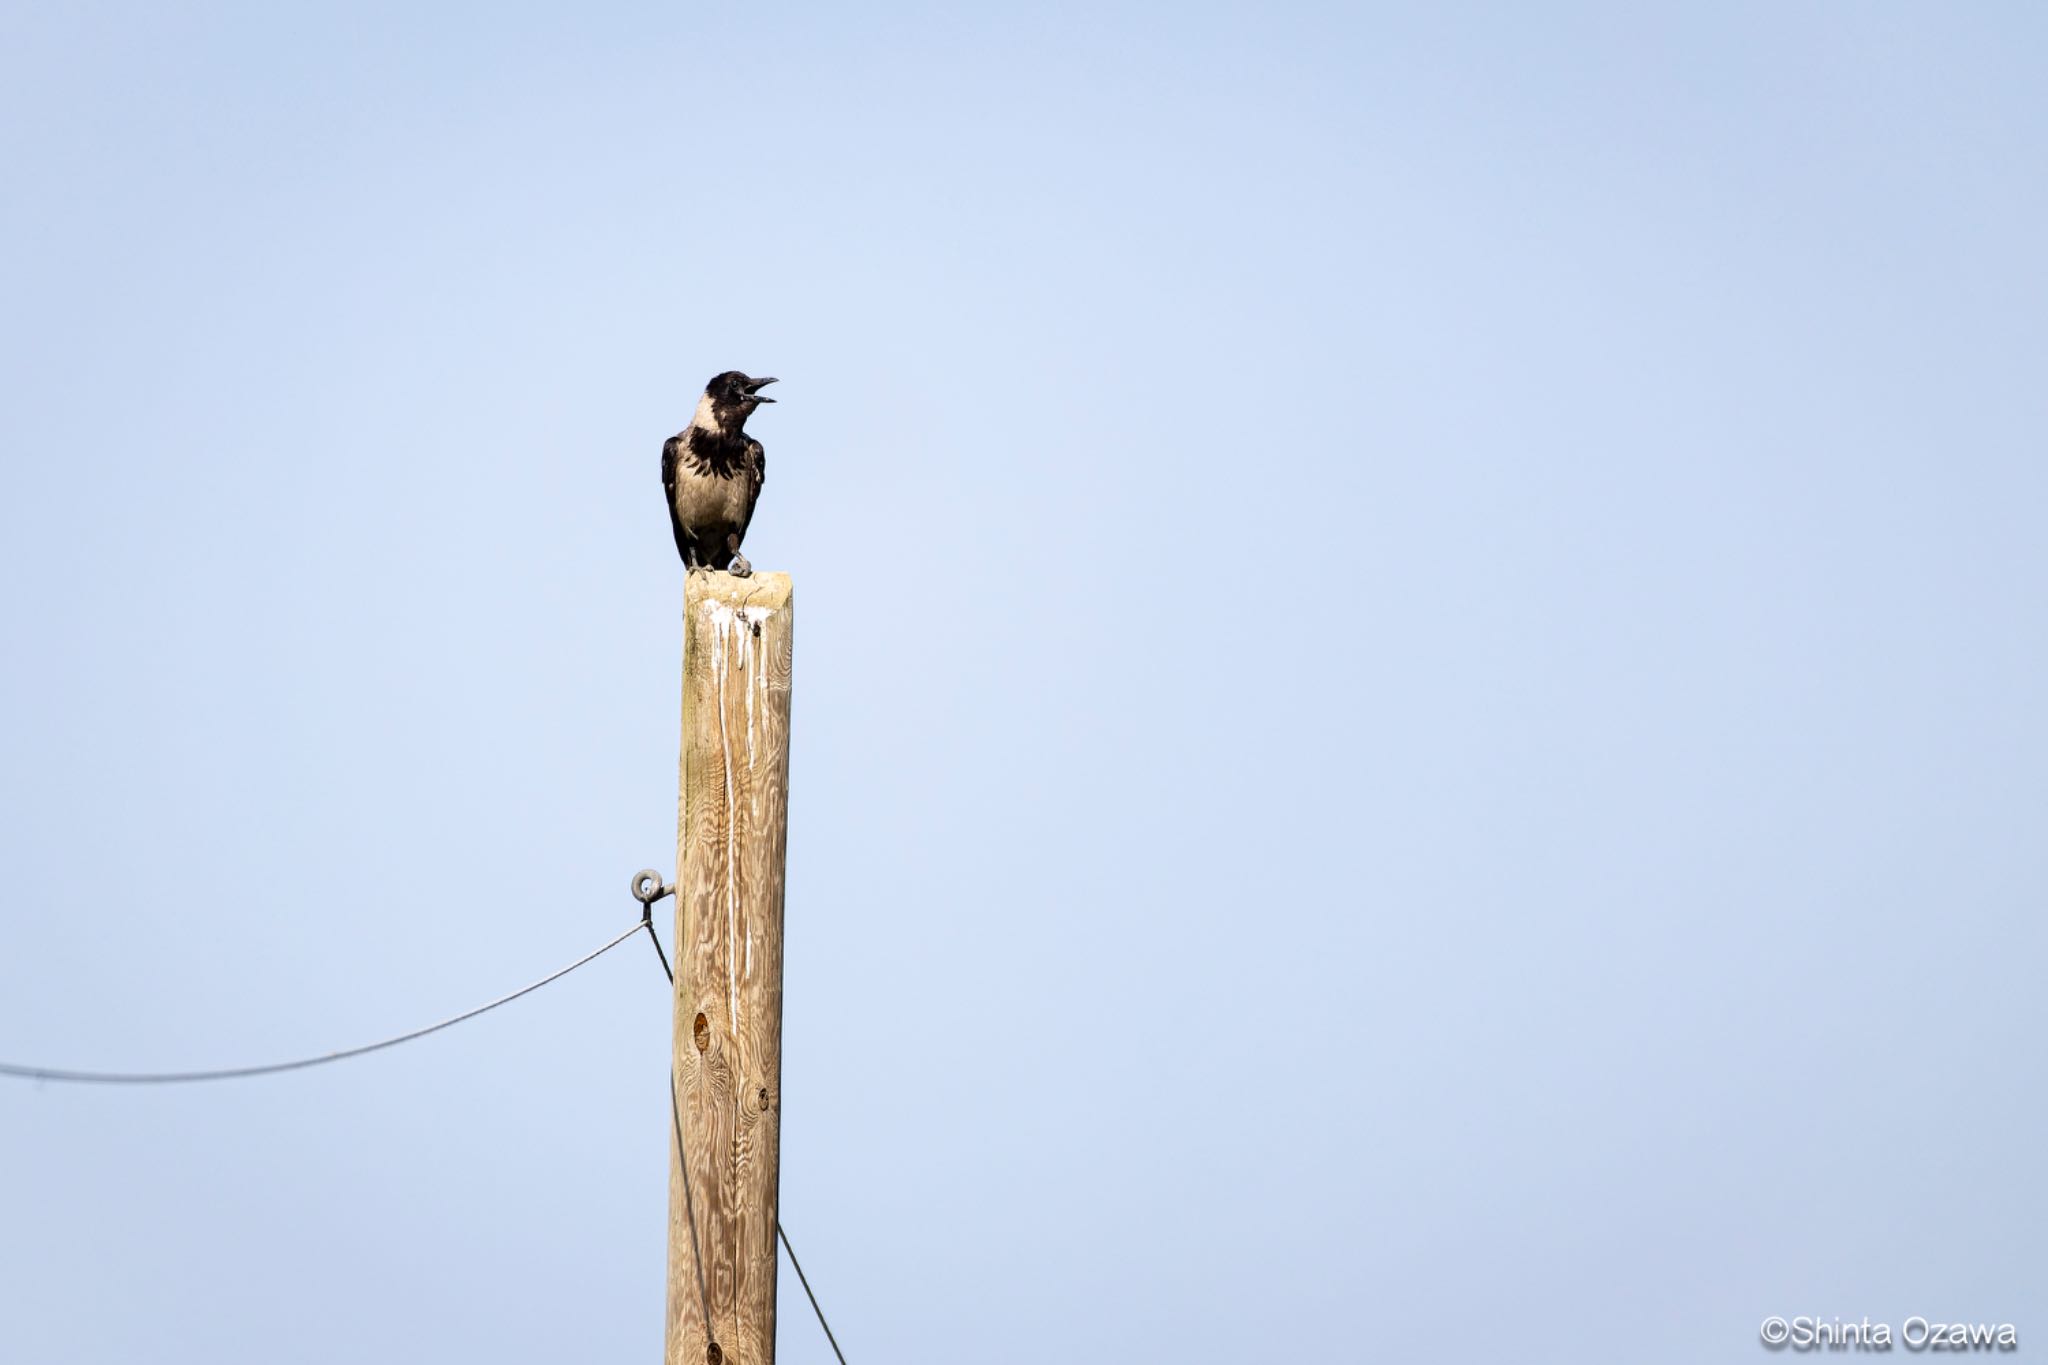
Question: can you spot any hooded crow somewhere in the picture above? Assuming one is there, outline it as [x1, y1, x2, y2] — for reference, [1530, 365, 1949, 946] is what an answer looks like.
[661, 370, 776, 575]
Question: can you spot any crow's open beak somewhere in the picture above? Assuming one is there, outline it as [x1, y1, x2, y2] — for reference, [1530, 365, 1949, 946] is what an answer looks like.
[745, 376, 778, 403]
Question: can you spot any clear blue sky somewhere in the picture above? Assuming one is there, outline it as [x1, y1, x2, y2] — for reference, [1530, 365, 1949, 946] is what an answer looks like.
[2, 3, 2043, 1361]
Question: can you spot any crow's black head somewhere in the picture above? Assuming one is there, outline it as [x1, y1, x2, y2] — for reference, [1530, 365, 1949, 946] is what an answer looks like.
[703, 371, 778, 429]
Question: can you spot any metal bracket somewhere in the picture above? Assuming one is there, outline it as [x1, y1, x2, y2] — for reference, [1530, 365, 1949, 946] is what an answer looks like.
[631, 868, 674, 922]
[631, 868, 677, 986]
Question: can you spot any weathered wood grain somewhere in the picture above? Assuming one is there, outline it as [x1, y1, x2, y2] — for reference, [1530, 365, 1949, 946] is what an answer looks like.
[666, 571, 794, 1365]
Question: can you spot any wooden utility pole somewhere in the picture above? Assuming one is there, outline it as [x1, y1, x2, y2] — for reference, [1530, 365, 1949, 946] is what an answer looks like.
[667, 571, 795, 1365]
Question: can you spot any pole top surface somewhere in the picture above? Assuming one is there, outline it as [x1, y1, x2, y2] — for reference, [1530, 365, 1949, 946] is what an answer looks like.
[684, 571, 792, 614]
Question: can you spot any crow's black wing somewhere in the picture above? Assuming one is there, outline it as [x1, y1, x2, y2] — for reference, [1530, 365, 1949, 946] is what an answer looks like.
[661, 433, 691, 563]
[738, 437, 767, 541]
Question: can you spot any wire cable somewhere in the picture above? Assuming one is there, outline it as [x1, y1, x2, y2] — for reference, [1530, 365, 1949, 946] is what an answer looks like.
[642, 917, 674, 986]
[640, 890, 719, 1356]
[0, 885, 848, 1359]
[641, 917, 848, 1364]
[671, 1068, 720, 1359]
[779, 1219, 850, 1365]
[0, 920, 643, 1085]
